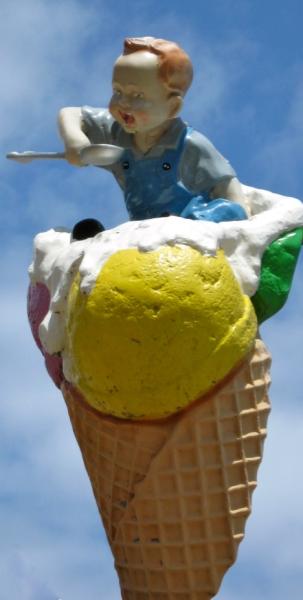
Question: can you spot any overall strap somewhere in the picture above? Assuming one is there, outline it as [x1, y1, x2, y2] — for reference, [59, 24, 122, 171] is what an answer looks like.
[173, 125, 192, 161]
[161, 125, 193, 174]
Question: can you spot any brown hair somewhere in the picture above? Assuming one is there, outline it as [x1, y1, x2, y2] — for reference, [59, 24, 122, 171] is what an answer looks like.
[123, 37, 193, 96]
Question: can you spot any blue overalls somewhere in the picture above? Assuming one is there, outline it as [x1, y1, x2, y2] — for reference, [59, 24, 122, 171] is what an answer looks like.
[120, 126, 247, 223]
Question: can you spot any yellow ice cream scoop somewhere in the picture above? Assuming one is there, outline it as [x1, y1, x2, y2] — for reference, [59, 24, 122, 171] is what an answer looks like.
[65, 245, 257, 419]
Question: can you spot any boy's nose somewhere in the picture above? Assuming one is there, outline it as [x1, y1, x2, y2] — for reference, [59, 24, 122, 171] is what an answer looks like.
[119, 95, 132, 109]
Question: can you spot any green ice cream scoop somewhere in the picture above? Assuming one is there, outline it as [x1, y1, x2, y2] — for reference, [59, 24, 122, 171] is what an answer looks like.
[252, 228, 303, 323]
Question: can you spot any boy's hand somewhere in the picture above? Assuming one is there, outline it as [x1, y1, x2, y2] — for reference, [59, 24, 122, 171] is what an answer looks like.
[64, 144, 88, 166]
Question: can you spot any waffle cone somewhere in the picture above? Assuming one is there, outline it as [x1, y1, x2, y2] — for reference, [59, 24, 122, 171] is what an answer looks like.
[62, 338, 271, 599]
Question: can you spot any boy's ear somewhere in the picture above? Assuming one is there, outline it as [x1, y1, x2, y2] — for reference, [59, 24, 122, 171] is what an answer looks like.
[168, 95, 183, 118]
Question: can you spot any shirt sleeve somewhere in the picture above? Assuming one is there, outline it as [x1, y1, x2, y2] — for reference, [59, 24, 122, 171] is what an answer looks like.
[179, 129, 236, 194]
[81, 106, 116, 144]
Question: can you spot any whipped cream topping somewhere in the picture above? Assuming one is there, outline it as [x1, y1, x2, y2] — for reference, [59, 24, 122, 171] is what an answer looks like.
[29, 185, 303, 355]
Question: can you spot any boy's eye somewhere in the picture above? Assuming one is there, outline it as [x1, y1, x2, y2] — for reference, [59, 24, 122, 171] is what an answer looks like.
[132, 92, 144, 99]
[113, 89, 122, 97]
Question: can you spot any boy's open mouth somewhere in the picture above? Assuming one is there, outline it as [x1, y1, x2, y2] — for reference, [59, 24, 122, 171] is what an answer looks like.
[119, 111, 135, 126]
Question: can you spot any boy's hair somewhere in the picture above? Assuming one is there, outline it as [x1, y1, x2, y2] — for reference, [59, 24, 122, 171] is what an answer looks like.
[123, 37, 193, 96]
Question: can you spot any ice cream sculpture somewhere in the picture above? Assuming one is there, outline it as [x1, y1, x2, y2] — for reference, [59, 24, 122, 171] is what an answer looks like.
[27, 185, 303, 599]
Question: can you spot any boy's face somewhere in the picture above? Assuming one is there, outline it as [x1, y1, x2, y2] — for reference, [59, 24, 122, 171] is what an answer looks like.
[109, 51, 179, 134]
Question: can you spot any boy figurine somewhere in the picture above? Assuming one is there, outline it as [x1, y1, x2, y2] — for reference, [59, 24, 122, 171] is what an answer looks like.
[58, 37, 248, 227]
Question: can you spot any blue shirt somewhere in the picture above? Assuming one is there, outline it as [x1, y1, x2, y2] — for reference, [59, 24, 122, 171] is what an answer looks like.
[81, 107, 237, 220]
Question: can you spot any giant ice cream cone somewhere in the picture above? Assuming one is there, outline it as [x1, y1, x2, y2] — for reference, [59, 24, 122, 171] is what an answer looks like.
[27, 186, 303, 598]
[62, 338, 271, 598]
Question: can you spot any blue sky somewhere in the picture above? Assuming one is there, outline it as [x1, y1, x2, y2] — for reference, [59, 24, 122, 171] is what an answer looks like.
[1, 0, 303, 598]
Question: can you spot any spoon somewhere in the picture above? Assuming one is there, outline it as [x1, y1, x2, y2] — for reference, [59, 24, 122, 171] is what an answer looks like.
[79, 143, 125, 166]
[6, 144, 125, 167]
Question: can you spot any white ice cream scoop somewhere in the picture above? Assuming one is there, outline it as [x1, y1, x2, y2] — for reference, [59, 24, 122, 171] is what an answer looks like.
[6, 143, 125, 166]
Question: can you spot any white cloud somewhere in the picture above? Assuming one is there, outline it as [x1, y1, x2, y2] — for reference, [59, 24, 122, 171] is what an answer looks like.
[0, 0, 113, 148]
[252, 80, 303, 193]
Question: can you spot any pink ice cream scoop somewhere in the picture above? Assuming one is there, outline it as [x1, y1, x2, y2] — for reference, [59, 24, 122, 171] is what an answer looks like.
[27, 282, 63, 387]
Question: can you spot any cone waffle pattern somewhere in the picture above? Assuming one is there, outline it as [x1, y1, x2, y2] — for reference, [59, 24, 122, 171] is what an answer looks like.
[63, 338, 271, 599]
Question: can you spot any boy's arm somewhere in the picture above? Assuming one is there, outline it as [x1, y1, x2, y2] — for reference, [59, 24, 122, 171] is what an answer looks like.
[181, 130, 250, 215]
[58, 107, 91, 165]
